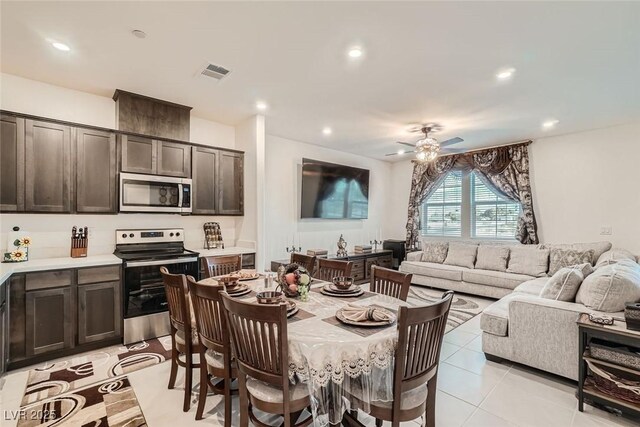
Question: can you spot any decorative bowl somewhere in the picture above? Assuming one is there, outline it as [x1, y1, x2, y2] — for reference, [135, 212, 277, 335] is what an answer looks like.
[332, 276, 354, 290]
[256, 291, 284, 305]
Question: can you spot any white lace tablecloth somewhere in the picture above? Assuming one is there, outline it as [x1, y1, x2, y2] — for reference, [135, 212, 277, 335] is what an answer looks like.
[212, 277, 412, 425]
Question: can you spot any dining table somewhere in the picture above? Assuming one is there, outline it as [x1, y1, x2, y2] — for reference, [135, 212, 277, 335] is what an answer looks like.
[197, 275, 414, 426]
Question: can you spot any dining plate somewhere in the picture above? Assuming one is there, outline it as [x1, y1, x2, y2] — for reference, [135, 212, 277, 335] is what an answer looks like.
[335, 307, 396, 327]
[287, 306, 299, 318]
[237, 274, 260, 281]
[287, 300, 297, 312]
[227, 287, 252, 298]
[226, 283, 249, 293]
[321, 287, 364, 298]
[328, 284, 359, 294]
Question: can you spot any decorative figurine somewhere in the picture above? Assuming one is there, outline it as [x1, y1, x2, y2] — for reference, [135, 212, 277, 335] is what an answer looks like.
[337, 234, 348, 257]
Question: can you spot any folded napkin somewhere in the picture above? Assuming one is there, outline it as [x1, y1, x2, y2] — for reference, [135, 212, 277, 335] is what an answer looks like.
[341, 304, 392, 322]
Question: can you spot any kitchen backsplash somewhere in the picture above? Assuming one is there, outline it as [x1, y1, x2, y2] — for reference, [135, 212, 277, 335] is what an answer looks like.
[0, 214, 238, 259]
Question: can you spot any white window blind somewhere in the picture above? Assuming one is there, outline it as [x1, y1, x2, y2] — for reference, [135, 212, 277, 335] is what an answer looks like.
[471, 173, 520, 239]
[421, 171, 462, 237]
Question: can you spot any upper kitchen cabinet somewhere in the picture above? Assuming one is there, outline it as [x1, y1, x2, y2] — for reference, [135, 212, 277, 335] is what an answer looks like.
[121, 135, 191, 178]
[191, 146, 217, 214]
[24, 120, 72, 212]
[0, 115, 25, 212]
[76, 128, 117, 213]
[218, 151, 244, 215]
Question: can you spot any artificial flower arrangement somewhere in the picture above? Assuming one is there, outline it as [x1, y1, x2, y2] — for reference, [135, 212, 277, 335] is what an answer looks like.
[3, 235, 32, 263]
[276, 263, 312, 301]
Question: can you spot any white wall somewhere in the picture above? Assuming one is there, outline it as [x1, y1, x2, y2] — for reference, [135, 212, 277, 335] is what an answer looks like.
[264, 135, 393, 265]
[387, 122, 640, 253]
[0, 73, 239, 258]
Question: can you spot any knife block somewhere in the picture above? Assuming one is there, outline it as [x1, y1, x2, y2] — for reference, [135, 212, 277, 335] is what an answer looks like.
[70, 236, 88, 258]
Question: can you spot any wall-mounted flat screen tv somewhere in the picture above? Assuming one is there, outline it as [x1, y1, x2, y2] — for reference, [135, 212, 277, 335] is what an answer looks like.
[300, 158, 370, 219]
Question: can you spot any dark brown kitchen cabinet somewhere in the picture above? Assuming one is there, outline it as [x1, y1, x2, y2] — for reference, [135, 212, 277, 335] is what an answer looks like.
[120, 134, 156, 174]
[76, 128, 117, 213]
[0, 278, 7, 376]
[218, 151, 244, 215]
[191, 146, 218, 214]
[78, 281, 121, 344]
[24, 119, 72, 212]
[0, 114, 25, 212]
[157, 141, 191, 177]
[25, 286, 74, 357]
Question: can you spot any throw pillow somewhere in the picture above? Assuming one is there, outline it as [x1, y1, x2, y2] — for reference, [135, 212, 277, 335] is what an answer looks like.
[539, 242, 612, 265]
[539, 263, 592, 301]
[475, 246, 510, 272]
[443, 243, 478, 269]
[575, 259, 640, 312]
[548, 248, 595, 276]
[406, 251, 423, 262]
[507, 246, 549, 277]
[421, 242, 449, 263]
[595, 249, 637, 268]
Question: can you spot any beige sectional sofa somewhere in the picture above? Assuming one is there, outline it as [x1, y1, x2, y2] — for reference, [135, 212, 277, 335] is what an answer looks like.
[400, 240, 640, 381]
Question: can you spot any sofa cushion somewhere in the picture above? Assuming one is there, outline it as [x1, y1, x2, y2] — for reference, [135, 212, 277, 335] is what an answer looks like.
[576, 259, 640, 312]
[507, 246, 549, 277]
[514, 277, 550, 296]
[540, 241, 612, 265]
[596, 249, 637, 268]
[548, 248, 595, 276]
[421, 242, 449, 263]
[463, 269, 534, 290]
[475, 245, 510, 272]
[444, 243, 478, 269]
[401, 261, 466, 281]
[540, 263, 593, 302]
[406, 251, 423, 262]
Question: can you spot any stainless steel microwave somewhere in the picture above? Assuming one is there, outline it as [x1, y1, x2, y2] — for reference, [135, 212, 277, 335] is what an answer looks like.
[119, 173, 192, 214]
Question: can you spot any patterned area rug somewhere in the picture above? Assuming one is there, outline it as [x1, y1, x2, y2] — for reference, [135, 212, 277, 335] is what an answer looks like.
[407, 286, 492, 332]
[21, 336, 172, 406]
[18, 376, 146, 427]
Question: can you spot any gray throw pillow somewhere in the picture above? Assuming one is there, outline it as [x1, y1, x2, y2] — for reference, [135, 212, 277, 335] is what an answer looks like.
[507, 246, 549, 277]
[421, 242, 449, 263]
[443, 243, 478, 269]
[475, 246, 510, 272]
[595, 249, 637, 268]
[539, 263, 593, 301]
[548, 248, 595, 276]
[575, 259, 640, 312]
[539, 242, 612, 265]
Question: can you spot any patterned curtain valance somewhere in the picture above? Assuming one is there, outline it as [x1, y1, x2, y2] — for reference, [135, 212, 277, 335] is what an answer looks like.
[405, 141, 539, 247]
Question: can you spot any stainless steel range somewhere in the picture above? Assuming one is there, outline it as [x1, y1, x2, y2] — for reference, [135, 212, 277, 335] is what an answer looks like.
[114, 228, 199, 344]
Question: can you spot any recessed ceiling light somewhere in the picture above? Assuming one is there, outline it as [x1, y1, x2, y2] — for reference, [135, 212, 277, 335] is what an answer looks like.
[348, 47, 363, 58]
[542, 119, 559, 129]
[131, 30, 147, 39]
[256, 101, 268, 111]
[496, 67, 516, 80]
[51, 41, 70, 51]
[322, 127, 332, 135]
[397, 149, 406, 155]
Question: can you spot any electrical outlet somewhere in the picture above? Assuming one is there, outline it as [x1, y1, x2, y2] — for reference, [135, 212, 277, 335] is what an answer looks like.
[600, 226, 612, 236]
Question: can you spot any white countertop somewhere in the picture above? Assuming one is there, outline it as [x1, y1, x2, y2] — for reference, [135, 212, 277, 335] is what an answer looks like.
[0, 254, 122, 283]
[192, 246, 255, 257]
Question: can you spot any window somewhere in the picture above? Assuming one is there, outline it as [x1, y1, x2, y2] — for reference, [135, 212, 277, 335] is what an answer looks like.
[421, 171, 520, 239]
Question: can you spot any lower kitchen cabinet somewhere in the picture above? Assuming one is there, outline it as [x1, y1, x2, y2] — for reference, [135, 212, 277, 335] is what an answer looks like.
[25, 287, 74, 357]
[1, 278, 7, 375]
[78, 281, 121, 344]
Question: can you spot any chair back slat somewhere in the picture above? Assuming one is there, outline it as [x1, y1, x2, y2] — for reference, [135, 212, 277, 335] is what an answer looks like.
[395, 290, 453, 391]
[370, 265, 412, 301]
[221, 294, 289, 386]
[315, 258, 353, 281]
[160, 267, 191, 335]
[201, 255, 242, 278]
[290, 253, 316, 275]
[186, 276, 227, 354]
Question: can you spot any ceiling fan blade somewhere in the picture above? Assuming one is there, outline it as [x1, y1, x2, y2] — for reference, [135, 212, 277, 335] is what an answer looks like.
[440, 148, 465, 155]
[396, 141, 417, 148]
[385, 149, 416, 157]
[439, 137, 463, 147]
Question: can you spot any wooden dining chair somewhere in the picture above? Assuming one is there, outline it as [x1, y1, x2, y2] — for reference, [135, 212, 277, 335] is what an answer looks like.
[186, 276, 236, 424]
[220, 294, 313, 427]
[290, 252, 316, 275]
[370, 265, 413, 301]
[315, 258, 353, 281]
[349, 290, 454, 427]
[201, 254, 242, 278]
[160, 267, 202, 412]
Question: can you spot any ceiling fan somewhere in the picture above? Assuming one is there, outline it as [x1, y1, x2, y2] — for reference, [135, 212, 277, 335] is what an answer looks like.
[385, 124, 463, 161]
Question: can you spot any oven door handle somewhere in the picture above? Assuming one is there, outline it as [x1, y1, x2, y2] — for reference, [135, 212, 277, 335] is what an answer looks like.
[125, 257, 198, 268]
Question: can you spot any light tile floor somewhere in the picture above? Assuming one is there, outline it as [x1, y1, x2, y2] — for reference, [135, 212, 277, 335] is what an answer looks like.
[2, 314, 639, 427]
